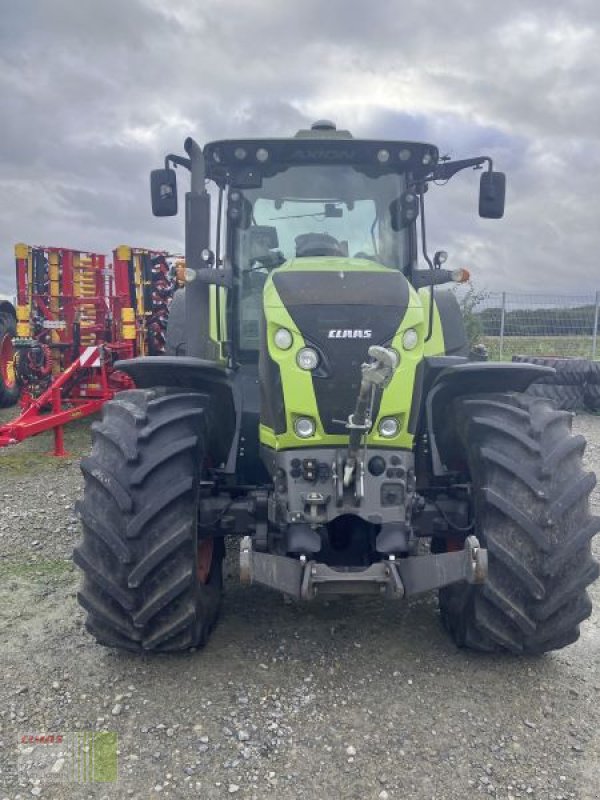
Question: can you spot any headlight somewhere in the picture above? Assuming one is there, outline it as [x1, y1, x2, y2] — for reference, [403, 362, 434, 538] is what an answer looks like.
[274, 328, 293, 350]
[294, 417, 316, 438]
[379, 417, 399, 438]
[402, 328, 419, 351]
[296, 347, 319, 370]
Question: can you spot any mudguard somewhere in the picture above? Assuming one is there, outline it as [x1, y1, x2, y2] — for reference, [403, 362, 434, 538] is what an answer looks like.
[423, 359, 555, 475]
[115, 356, 238, 469]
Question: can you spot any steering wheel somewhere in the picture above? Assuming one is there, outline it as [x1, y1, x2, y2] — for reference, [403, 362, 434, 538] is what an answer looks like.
[295, 233, 346, 258]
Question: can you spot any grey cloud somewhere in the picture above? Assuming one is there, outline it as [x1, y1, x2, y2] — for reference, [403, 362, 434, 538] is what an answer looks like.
[1, 0, 599, 296]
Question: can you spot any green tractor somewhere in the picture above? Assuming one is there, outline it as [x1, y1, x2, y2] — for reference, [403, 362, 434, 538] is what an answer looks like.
[74, 120, 599, 654]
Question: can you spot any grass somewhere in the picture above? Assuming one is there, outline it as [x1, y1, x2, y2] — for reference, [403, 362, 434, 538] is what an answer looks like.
[481, 335, 598, 361]
[0, 557, 75, 582]
[0, 407, 95, 471]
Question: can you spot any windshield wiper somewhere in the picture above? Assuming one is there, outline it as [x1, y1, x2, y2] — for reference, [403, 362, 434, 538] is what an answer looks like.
[269, 212, 327, 221]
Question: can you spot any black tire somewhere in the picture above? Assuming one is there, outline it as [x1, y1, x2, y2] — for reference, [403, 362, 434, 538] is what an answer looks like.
[439, 392, 599, 654]
[525, 382, 584, 411]
[512, 355, 590, 386]
[587, 361, 600, 386]
[74, 388, 224, 652]
[0, 310, 19, 408]
[584, 383, 600, 413]
[469, 344, 489, 362]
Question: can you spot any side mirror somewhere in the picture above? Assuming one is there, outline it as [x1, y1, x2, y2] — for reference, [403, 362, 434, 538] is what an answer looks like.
[479, 171, 506, 219]
[390, 191, 419, 231]
[150, 168, 178, 216]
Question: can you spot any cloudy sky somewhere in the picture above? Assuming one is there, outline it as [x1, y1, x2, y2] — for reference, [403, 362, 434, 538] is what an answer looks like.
[1, 0, 599, 298]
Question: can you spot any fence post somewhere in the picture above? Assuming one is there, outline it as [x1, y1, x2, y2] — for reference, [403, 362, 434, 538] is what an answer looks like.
[592, 290, 600, 360]
[499, 292, 506, 360]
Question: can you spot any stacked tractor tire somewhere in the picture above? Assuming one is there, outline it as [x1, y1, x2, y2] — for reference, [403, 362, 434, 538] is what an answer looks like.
[0, 303, 19, 408]
[585, 363, 600, 411]
[513, 355, 600, 412]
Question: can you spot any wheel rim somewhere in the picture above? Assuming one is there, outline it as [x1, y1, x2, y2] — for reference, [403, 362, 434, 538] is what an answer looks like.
[0, 334, 15, 388]
[197, 539, 214, 584]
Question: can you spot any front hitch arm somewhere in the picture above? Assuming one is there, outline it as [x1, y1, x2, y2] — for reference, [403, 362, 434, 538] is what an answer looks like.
[240, 535, 488, 599]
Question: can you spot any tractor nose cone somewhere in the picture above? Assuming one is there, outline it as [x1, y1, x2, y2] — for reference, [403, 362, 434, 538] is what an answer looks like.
[311, 119, 336, 131]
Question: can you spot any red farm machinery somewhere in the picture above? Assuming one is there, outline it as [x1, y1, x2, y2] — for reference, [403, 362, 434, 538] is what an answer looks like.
[0, 244, 184, 454]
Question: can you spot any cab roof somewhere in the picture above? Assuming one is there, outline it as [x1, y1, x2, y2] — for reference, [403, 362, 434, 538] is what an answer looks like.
[203, 120, 438, 186]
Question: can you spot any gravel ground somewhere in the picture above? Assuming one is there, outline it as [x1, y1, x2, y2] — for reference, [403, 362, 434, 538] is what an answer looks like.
[0, 407, 599, 800]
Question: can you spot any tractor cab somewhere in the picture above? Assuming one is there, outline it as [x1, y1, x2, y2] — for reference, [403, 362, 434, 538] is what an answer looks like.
[150, 120, 504, 366]
[221, 128, 421, 362]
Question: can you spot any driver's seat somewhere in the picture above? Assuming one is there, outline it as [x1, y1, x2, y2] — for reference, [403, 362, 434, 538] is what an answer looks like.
[295, 233, 348, 258]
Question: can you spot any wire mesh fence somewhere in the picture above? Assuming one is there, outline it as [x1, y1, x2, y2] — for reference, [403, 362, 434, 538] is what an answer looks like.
[463, 290, 600, 361]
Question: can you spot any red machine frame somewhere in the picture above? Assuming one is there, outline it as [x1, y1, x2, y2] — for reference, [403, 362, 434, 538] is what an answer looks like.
[0, 244, 183, 455]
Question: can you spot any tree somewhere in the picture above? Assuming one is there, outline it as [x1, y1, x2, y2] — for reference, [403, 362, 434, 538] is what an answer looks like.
[457, 282, 488, 349]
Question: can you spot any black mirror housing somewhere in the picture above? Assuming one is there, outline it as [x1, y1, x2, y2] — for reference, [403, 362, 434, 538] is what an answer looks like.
[151, 168, 178, 216]
[479, 171, 506, 219]
[390, 191, 420, 231]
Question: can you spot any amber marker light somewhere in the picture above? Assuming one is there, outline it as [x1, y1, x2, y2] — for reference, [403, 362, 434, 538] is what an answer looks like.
[452, 268, 471, 283]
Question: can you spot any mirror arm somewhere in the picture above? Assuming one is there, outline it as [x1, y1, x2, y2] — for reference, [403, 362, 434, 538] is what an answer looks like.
[432, 156, 492, 182]
[165, 154, 192, 171]
[184, 137, 206, 194]
[192, 268, 233, 289]
[417, 183, 437, 344]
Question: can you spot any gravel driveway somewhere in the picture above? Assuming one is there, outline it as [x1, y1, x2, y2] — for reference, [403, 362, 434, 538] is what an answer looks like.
[0, 408, 599, 800]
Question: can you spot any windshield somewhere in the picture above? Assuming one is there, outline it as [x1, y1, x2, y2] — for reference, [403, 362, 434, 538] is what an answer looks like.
[233, 166, 408, 266]
[229, 165, 409, 357]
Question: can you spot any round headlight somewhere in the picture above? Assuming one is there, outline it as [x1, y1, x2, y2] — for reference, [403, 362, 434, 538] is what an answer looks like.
[234, 146, 247, 160]
[377, 149, 390, 163]
[379, 417, 399, 438]
[294, 417, 316, 438]
[398, 148, 412, 161]
[256, 147, 269, 162]
[422, 152, 433, 165]
[274, 327, 293, 350]
[402, 328, 419, 351]
[296, 347, 319, 370]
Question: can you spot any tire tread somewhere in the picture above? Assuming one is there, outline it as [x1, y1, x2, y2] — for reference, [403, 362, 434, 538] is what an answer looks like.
[439, 391, 599, 654]
[74, 388, 222, 653]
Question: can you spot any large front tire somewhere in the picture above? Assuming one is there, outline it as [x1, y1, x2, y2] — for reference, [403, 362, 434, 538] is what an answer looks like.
[439, 393, 599, 654]
[74, 388, 223, 653]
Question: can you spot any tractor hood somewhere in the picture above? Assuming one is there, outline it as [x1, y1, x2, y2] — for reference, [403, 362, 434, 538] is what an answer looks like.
[264, 257, 421, 328]
[265, 257, 416, 311]
[261, 259, 424, 440]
